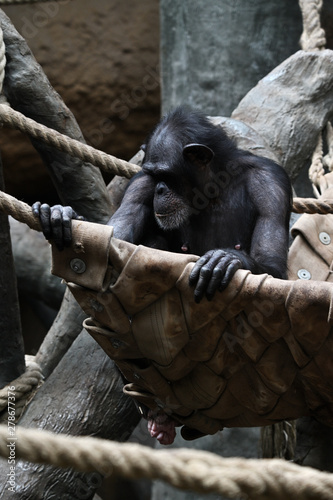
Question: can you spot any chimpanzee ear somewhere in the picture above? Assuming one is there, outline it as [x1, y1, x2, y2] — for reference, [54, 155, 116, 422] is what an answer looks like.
[183, 143, 215, 167]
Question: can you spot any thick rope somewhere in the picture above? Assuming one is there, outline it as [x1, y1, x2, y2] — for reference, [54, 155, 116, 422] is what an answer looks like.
[292, 197, 333, 214]
[0, 356, 43, 424]
[0, 0, 65, 4]
[0, 425, 332, 499]
[308, 132, 325, 198]
[324, 122, 333, 171]
[0, 23, 5, 96]
[307, 123, 333, 197]
[0, 190, 41, 230]
[0, 190, 331, 227]
[299, 0, 326, 50]
[0, 105, 140, 179]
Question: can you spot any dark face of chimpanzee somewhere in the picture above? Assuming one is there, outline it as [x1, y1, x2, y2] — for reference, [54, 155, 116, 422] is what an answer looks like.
[141, 107, 234, 231]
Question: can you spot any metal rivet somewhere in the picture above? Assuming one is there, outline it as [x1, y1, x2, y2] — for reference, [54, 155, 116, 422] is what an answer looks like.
[70, 258, 86, 274]
[319, 232, 331, 245]
[133, 372, 140, 380]
[297, 269, 311, 280]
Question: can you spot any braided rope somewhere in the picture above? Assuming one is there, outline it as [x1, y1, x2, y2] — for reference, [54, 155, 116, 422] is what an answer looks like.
[0, 356, 43, 423]
[292, 197, 333, 214]
[323, 122, 333, 171]
[308, 132, 325, 197]
[0, 425, 332, 499]
[0, 0, 62, 3]
[0, 191, 331, 227]
[299, 0, 326, 50]
[0, 105, 141, 179]
[0, 190, 41, 230]
[0, 24, 5, 96]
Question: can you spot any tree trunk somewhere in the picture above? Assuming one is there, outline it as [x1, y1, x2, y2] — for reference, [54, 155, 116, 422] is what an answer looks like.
[0, 156, 25, 388]
[0, 331, 140, 499]
[0, 11, 140, 498]
[9, 218, 65, 310]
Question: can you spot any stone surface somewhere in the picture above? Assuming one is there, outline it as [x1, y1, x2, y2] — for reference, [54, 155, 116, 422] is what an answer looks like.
[160, 0, 302, 116]
[232, 49, 333, 180]
[0, 0, 160, 202]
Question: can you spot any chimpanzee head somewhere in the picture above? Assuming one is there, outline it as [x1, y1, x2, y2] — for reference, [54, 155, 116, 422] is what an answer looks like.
[141, 106, 236, 231]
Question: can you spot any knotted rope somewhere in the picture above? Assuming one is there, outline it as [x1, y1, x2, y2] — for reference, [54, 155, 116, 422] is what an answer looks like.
[299, 0, 326, 51]
[0, 356, 43, 424]
[308, 123, 333, 198]
[0, 425, 332, 499]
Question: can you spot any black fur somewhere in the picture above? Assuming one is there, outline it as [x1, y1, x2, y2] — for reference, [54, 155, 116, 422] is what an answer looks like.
[35, 106, 292, 302]
[110, 106, 292, 300]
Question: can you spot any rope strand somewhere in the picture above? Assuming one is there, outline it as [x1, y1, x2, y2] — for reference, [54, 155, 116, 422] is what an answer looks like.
[0, 425, 332, 499]
[0, 190, 331, 229]
[0, 105, 141, 179]
[299, 0, 326, 50]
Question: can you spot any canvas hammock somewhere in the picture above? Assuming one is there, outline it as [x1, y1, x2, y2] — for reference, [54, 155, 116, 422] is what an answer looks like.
[50, 214, 333, 440]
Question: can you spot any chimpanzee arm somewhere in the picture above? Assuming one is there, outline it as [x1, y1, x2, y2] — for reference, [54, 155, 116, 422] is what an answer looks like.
[247, 168, 291, 279]
[189, 161, 292, 302]
[108, 172, 156, 243]
[32, 172, 156, 250]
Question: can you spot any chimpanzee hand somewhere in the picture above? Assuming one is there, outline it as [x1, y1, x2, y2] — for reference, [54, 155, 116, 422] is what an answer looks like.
[32, 202, 85, 251]
[189, 249, 242, 303]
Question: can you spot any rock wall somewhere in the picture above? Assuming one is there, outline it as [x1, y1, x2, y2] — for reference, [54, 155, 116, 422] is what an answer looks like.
[160, 0, 303, 116]
[0, 0, 160, 201]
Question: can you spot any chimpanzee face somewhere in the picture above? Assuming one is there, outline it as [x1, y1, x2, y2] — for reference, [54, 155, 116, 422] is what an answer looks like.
[142, 142, 214, 231]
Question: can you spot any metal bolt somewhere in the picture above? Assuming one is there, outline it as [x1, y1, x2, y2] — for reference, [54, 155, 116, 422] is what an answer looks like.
[70, 258, 86, 274]
[319, 232, 331, 245]
[297, 269, 311, 280]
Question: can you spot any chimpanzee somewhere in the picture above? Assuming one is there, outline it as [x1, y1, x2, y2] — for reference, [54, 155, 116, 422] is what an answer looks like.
[33, 106, 292, 303]
[33, 107, 292, 444]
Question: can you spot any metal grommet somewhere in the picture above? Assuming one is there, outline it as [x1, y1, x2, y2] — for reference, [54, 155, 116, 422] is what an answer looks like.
[70, 258, 86, 274]
[297, 269, 311, 280]
[319, 232, 331, 245]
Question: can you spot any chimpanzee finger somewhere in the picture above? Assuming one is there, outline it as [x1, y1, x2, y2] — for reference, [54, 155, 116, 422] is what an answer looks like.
[204, 253, 235, 300]
[61, 206, 76, 247]
[192, 253, 225, 302]
[189, 249, 221, 286]
[189, 253, 211, 286]
[219, 258, 242, 291]
[31, 201, 41, 217]
[50, 205, 66, 251]
[39, 203, 52, 241]
[205, 267, 223, 301]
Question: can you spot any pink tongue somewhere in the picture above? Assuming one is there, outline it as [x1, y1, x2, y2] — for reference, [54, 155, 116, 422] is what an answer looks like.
[147, 411, 177, 445]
